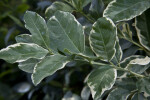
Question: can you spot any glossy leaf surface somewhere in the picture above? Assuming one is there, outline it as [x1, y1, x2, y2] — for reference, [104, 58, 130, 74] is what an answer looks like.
[103, 0, 150, 22]
[0, 43, 48, 63]
[32, 55, 71, 85]
[89, 17, 116, 61]
[47, 11, 85, 53]
[87, 66, 117, 100]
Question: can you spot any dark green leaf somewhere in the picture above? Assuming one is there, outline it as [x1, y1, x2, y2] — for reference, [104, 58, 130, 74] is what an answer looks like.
[106, 88, 130, 100]
[89, 17, 117, 61]
[136, 77, 150, 95]
[111, 37, 123, 65]
[135, 9, 150, 51]
[131, 93, 147, 100]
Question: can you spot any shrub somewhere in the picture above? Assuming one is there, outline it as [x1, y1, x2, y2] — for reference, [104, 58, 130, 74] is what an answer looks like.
[0, 0, 150, 99]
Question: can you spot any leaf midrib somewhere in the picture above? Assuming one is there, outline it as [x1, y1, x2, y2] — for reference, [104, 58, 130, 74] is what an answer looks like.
[54, 17, 80, 53]
[28, 14, 50, 51]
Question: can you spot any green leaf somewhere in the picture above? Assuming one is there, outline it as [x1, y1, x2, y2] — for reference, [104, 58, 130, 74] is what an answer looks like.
[111, 37, 123, 65]
[8, 15, 24, 27]
[89, 0, 104, 20]
[87, 66, 117, 100]
[24, 11, 51, 52]
[117, 55, 142, 78]
[32, 54, 71, 85]
[115, 78, 136, 91]
[106, 88, 130, 100]
[89, 17, 117, 61]
[118, 55, 148, 77]
[15, 34, 33, 43]
[136, 77, 150, 95]
[47, 11, 85, 53]
[103, 0, 150, 22]
[103, 0, 113, 5]
[18, 58, 39, 73]
[131, 93, 147, 100]
[69, 0, 91, 10]
[45, 1, 73, 20]
[129, 56, 150, 65]
[135, 9, 150, 51]
[127, 56, 150, 74]
[0, 43, 48, 63]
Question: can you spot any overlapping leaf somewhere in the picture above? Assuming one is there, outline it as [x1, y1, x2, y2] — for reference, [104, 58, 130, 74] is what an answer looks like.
[87, 66, 117, 100]
[89, 0, 104, 20]
[45, 1, 73, 19]
[0, 43, 48, 63]
[103, 0, 150, 22]
[89, 17, 117, 61]
[135, 9, 150, 51]
[136, 77, 150, 95]
[106, 88, 130, 100]
[24, 11, 51, 52]
[18, 58, 39, 73]
[32, 54, 71, 85]
[111, 37, 123, 65]
[15, 34, 33, 43]
[47, 11, 85, 53]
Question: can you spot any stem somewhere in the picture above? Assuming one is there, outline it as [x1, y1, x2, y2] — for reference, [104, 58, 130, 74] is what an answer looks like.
[92, 61, 145, 78]
[122, 37, 150, 56]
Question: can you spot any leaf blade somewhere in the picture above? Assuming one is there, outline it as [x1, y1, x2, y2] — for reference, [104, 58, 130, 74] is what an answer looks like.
[103, 0, 150, 22]
[24, 11, 51, 51]
[32, 54, 71, 85]
[87, 66, 117, 100]
[47, 11, 85, 53]
[0, 43, 48, 63]
[89, 17, 117, 61]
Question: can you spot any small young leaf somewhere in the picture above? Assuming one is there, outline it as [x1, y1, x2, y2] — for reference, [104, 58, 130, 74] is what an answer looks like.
[135, 9, 150, 51]
[89, 17, 117, 61]
[87, 65, 117, 100]
[0, 43, 48, 63]
[106, 88, 130, 100]
[47, 11, 85, 53]
[103, 0, 150, 22]
[45, 1, 74, 20]
[24, 11, 51, 51]
[18, 58, 39, 73]
[15, 34, 33, 43]
[32, 55, 71, 85]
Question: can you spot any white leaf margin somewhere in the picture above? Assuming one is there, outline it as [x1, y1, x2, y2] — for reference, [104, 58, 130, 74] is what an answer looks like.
[103, 0, 150, 22]
[87, 68, 117, 99]
[89, 17, 117, 61]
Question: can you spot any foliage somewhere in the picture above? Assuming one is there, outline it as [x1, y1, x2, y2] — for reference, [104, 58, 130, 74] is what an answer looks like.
[1, 0, 150, 100]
